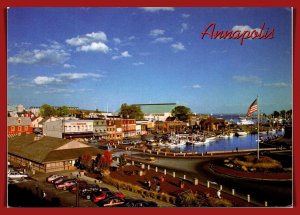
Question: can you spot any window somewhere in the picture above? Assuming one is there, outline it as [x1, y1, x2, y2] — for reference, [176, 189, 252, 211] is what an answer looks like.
[24, 126, 28, 131]
[18, 126, 21, 131]
[11, 126, 15, 131]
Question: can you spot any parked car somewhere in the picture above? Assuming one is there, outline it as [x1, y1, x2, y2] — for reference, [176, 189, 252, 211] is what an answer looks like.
[92, 191, 125, 203]
[52, 176, 68, 185]
[122, 199, 158, 207]
[79, 184, 101, 200]
[96, 196, 125, 207]
[46, 175, 62, 183]
[68, 180, 88, 191]
[55, 179, 77, 190]
[89, 139, 98, 144]
[50, 175, 66, 184]
[8, 171, 28, 180]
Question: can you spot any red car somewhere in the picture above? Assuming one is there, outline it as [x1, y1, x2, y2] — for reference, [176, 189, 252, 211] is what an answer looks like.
[68, 180, 88, 191]
[92, 191, 125, 203]
[55, 179, 77, 190]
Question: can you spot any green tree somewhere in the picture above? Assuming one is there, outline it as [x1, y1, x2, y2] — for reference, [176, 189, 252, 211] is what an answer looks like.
[171, 105, 192, 122]
[286, 109, 292, 118]
[280, 110, 286, 118]
[40, 104, 56, 117]
[118, 154, 127, 167]
[56, 106, 70, 117]
[273, 111, 280, 118]
[70, 109, 84, 118]
[119, 103, 144, 120]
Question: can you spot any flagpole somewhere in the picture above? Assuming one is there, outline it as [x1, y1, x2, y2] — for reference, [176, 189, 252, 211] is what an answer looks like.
[257, 95, 260, 160]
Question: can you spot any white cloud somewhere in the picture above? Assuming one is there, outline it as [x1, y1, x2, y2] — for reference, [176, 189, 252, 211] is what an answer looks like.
[34, 88, 92, 95]
[153, 37, 173, 43]
[140, 7, 175, 12]
[85, 32, 107, 41]
[128, 36, 135, 40]
[34, 88, 75, 94]
[55, 72, 102, 80]
[66, 31, 109, 53]
[112, 51, 132, 60]
[66, 31, 107, 46]
[113, 38, 121, 44]
[180, 23, 188, 33]
[182, 13, 190, 18]
[8, 47, 70, 65]
[183, 84, 201, 89]
[192, 84, 201, 89]
[132, 62, 144, 66]
[149, 29, 165, 37]
[76, 42, 109, 53]
[264, 82, 288, 88]
[63, 63, 76, 69]
[33, 72, 103, 86]
[232, 75, 262, 85]
[171, 42, 185, 51]
[232, 25, 261, 36]
[33, 76, 61, 85]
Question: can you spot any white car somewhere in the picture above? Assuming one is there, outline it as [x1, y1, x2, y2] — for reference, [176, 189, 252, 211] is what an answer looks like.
[8, 171, 28, 180]
[46, 174, 62, 183]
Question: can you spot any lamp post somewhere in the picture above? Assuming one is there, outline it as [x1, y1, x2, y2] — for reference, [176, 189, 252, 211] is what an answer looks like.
[75, 181, 79, 207]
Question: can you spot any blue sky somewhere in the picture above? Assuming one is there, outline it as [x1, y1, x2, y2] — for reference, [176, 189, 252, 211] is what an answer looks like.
[7, 7, 292, 114]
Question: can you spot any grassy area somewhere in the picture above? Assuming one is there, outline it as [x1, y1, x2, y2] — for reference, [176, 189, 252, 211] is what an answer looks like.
[224, 155, 283, 172]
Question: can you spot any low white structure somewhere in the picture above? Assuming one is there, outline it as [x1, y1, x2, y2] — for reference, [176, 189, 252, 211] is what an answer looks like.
[43, 119, 93, 139]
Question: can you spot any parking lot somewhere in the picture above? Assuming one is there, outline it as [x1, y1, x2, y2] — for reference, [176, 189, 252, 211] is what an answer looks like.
[8, 169, 173, 207]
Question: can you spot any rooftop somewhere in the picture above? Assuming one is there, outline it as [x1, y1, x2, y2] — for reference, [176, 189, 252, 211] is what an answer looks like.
[133, 103, 177, 114]
[7, 117, 32, 126]
[8, 134, 102, 163]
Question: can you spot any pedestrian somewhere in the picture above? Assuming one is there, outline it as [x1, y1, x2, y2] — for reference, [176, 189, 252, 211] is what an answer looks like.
[236, 147, 239, 152]
[148, 180, 151, 190]
[41, 190, 46, 199]
[155, 182, 160, 193]
[217, 190, 221, 199]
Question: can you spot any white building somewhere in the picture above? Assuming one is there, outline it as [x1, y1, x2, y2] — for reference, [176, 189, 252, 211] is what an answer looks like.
[134, 103, 177, 122]
[43, 119, 94, 139]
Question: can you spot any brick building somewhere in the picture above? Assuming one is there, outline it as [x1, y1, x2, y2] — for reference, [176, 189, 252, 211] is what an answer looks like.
[7, 117, 33, 136]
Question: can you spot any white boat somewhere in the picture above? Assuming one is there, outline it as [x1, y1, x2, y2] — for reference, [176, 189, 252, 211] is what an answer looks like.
[236, 131, 248, 136]
[169, 139, 186, 147]
[193, 140, 207, 145]
[219, 132, 235, 139]
[206, 136, 217, 142]
[229, 132, 235, 137]
[237, 118, 254, 125]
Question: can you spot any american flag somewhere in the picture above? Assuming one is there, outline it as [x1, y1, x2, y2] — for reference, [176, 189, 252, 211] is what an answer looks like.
[246, 98, 258, 117]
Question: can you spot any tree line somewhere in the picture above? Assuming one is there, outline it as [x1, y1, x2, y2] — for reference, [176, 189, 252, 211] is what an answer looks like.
[39, 103, 193, 122]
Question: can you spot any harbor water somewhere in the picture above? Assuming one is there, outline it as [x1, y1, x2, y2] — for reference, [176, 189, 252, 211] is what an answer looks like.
[167, 130, 284, 153]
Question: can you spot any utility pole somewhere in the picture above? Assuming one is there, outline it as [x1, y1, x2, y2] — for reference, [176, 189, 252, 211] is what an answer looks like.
[75, 181, 79, 207]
